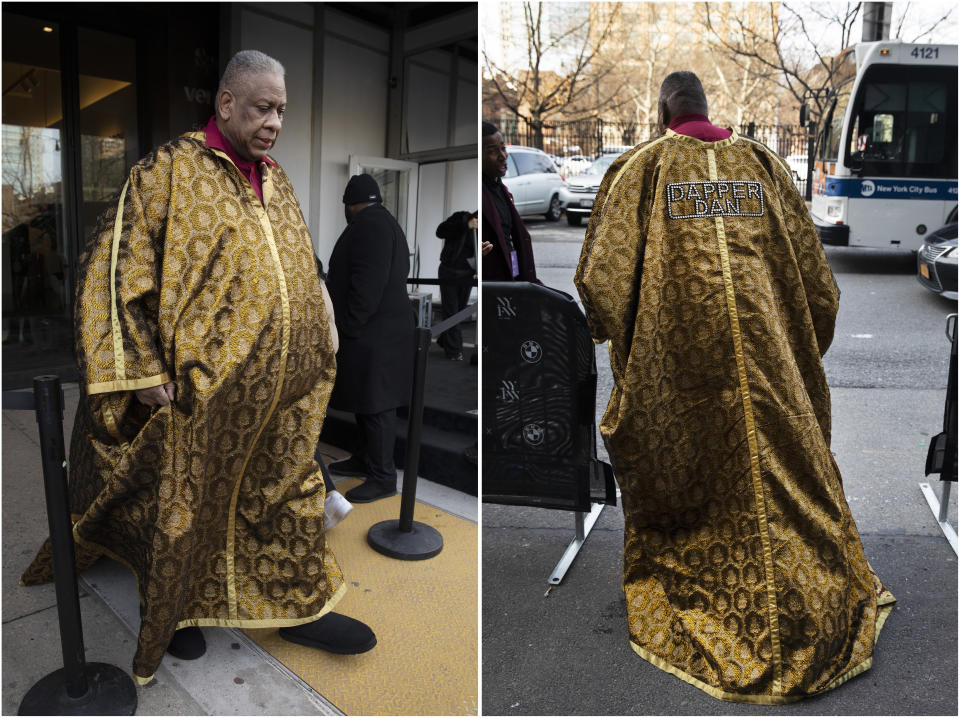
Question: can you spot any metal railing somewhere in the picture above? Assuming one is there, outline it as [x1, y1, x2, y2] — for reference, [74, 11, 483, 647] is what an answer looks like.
[487, 114, 811, 195]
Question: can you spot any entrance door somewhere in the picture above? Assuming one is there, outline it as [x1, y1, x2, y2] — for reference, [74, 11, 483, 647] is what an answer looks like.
[348, 155, 420, 276]
[77, 27, 139, 249]
[2, 15, 70, 373]
[2, 13, 139, 385]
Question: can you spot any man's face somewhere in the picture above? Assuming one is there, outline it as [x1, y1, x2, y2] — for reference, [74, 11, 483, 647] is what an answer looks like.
[482, 131, 508, 180]
[218, 71, 287, 161]
[344, 202, 372, 225]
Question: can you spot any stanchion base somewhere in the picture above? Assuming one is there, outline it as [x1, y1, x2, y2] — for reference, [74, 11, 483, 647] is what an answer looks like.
[367, 520, 443, 560]
[18, 662, 137, 716]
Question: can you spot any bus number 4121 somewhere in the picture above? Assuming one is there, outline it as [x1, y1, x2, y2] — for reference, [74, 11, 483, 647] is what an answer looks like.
[911, 47, 940, 59]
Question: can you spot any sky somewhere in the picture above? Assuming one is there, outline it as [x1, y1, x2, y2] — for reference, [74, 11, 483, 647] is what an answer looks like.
[482, 1, 959, 72]
[885, 0, 957, 44]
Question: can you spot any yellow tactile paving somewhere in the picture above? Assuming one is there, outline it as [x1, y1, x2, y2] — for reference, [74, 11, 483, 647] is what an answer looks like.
[244, 477, 478, 716]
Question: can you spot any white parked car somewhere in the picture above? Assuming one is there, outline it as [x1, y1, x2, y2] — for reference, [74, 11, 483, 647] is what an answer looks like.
[558, 154, 618, 226]
[560, 155, 593, 177]
[503, 146, 566, 221]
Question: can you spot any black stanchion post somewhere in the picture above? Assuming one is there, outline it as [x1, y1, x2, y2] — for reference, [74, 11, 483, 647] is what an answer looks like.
[367, 327, 444, 560]
[18, 376, 137, 716]
[398, 327, 430, 533]
[36, 376, 87, 697]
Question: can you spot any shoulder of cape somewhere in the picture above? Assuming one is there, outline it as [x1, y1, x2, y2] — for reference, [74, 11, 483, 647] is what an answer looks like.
[602, 135, 673, 199]
[127, 133, 209, 175]
[737, 135, 792, 178]
[172, 132, 286, 175]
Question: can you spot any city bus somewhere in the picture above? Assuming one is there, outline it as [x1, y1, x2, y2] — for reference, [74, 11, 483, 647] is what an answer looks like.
[811, 41, 957, 251]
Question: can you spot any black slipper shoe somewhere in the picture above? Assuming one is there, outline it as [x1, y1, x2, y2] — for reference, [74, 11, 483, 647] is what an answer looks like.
[328, 455, 369, 477]
[344, 479, 397, 503]
[166, 626, 206, 660]
[279, 613, 377, 654]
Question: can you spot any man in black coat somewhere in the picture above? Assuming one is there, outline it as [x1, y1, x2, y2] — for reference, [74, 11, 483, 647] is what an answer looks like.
[435, 210, 477, 360]
[326, 174, 415, 502]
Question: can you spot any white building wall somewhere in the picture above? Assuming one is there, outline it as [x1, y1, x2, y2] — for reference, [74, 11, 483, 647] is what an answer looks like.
[315, 10, 391, 265]
[406, 45, 478, 288]
[226, 4, 477, 290]
[236, 6, 315, 227]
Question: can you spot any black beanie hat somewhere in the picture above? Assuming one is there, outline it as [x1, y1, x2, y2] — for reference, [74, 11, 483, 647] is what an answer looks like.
[342, 173, 382, 204]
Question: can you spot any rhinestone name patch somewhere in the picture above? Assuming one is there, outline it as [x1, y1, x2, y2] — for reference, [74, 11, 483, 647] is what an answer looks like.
[667, 181, 765, 219]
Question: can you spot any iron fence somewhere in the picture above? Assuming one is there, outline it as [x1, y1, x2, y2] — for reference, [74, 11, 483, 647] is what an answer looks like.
[486, 115, 812, 196]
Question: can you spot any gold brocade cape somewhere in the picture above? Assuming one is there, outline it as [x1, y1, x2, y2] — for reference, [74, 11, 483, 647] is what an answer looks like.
[574, 130, 894, 703]
[21, 132, 344, 683]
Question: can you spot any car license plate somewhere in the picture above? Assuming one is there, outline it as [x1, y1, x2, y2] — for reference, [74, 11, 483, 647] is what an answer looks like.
[920, 264, 930, 279]
[580, 199, 594, 208]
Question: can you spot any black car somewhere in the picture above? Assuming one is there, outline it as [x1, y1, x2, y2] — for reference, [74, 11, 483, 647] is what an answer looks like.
[917, 205, 958, 300]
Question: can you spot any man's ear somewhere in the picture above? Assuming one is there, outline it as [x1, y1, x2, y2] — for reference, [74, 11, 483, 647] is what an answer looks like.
[657, 99, 670, 133]
[218, 89, 234, 121]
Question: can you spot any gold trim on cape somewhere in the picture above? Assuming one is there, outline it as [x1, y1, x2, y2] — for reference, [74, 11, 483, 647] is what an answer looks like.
[109, 180, 130, 381]
[707, 147, 784, 693]
[630, 595, 895, 704]
[606, 135, 672, 203]
[87, 373, 172, 396]
[76, 520, 347, 686]
[665, 127, 740, 149]
[225, 205, 292, 620]
[190, 134, 294, 619]
[102, 405, 130, 449]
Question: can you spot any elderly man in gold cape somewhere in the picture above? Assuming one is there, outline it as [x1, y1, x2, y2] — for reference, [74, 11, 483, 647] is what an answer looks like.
[22, 50, 376, 684]
[575, 71, 894, 704]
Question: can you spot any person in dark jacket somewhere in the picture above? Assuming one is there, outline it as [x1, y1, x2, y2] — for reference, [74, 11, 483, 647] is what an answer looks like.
[326, 174, 415, 503]
[435, 210, 477, 360]
[481, 121, 539, 283]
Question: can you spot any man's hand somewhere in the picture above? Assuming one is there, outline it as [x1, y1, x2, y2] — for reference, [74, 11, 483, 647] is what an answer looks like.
[135, 382, 175, 407]
[481, 240, 494, 257]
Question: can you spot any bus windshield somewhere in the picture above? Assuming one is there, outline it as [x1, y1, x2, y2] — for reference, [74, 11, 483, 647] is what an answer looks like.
[844, 64, 957, 179]
[819, 90, 850, 161]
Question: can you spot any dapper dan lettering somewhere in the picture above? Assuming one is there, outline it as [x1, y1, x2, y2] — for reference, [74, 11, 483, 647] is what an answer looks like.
[667, 181, 765, 219]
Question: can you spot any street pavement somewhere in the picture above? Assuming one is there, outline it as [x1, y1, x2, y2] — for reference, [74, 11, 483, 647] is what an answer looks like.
[482, 218, 958, 715]
[2, 384, 477, 716]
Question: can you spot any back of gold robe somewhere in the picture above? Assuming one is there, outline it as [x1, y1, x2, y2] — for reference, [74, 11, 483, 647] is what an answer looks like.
[575, 130, 894, 703]
[21, 133, 344, 682]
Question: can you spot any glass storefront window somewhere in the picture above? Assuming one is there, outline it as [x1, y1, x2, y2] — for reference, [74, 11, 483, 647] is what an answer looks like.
[78, 27, 138, 247]
[2, 14, 140, 384]
[2, 15, 70, 370]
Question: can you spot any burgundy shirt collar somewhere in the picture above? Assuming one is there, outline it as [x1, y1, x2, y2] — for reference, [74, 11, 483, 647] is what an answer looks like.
[202, 116, 277, 169]
[668, 113, 733, 142]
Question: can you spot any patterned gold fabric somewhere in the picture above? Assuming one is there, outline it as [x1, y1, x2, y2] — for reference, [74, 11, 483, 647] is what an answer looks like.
[575, 130, 894, 703]
[21, 132, 344, 682]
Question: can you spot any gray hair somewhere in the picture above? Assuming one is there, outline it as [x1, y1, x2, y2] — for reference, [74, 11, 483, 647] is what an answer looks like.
[216, 50, 286, 111]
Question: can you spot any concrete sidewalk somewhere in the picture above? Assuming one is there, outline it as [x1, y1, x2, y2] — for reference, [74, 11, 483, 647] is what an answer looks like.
[2, 382, 477, 715]
[482, 383, 958, 715]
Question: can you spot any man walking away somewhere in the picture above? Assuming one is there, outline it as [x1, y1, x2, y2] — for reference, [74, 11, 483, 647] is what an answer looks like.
[575, 70, 894, 704]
